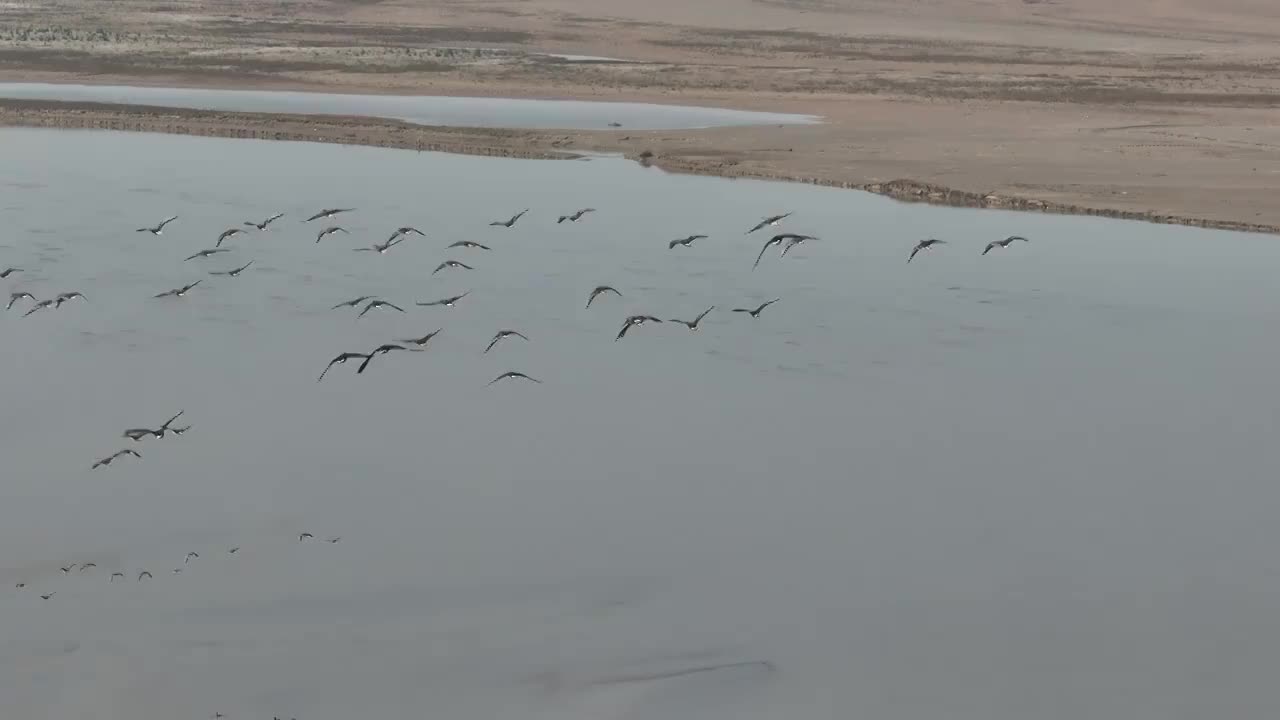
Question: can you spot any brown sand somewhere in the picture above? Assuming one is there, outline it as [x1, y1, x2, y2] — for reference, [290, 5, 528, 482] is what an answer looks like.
[1, 0, 1278, 233]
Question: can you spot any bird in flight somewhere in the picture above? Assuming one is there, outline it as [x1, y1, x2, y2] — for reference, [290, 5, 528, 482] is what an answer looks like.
[331, 295, 376, 310]
[244, 213, 284, 230]
[387, 227, 426, 243]
[488, 371, 542, 386]
[670, 306, 715, 330]
[92, 448, 141, 469]
[416, 292, 469, 308]
[185, 248, 230, 261]
[228, 547, 240, 554]
[325, 536, 341, 543]
[23, 299, 55, 316]
[15, 582, 24, 589]
[733, 298, 780, 318]
[304, 208, 354, 222]
[317, 352, 372, 382]
[154, 280, 202, 298]
[353, 236, 405, 254]
[316, 226, 349, 243]
[745, 212, 792, 234]
[433, 260, 473, 274]
[210, 260, 253, 277]
[156, 411, 185, 438]
[447, 240, 491, 251]
[40, 592, 55, 600]
[557, 208, 596, 224]
[357, 299, 405, 318]
[669, 235, 708, 250]
[982, 235, 1029, 255]
[6, 291, 35, 310]
[55, 291, 86, 307]
[908, 238, 946, 263]
[400, 329, 442, 347]
[489, 209, 528, 228]
[215, 228, 246, 247]
[754, 233, 815, 269]
[484, 329, 530, 353]
[781, 234, 816, 256]
[137, 571, 152, 581]
[0, 267, 22, 278]
[61, 565, 76, 574]
[356, 344, 421, 374]
[185, 552, 199, 564]
[123, 428, 159, 441]
[299, 533, 314, 542]
[586, 285, 621, 308]
[80, 563, 97, 572]
[137, 215, 178, 235]
[168, 425, 192, 436]
[616, 315, 663, 341]
[110, 572, 125, 582]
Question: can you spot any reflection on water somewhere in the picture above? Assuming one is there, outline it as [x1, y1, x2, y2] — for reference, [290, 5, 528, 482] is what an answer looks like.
[1, 128, 1279, 719]
[0, 83, 820, 130]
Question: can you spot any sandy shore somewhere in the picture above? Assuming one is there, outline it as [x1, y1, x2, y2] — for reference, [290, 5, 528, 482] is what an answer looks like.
[2, 0, 1278, 234]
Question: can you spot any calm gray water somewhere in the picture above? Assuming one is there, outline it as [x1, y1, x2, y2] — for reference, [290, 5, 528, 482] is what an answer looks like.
[0, 83, 819, 130]
[2, 128, 1279, 720]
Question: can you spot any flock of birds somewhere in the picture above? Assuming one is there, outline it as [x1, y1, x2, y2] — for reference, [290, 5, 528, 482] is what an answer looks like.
[3, 197, 1032, 719]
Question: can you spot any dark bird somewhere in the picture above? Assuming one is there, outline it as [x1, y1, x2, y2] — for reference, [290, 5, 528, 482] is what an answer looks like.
[325, 537, 341, 543]
[61, 565, 75, 574]
[484, 329, 530, 354]
[244, 213, 284, 230]
[608, 121, 623, 128]
[168, 425, 192, 436]
[215, 228, 246, 247]
[156, 410, 185, 438]
[80, 563, 97, 572]
[356, 344, 421, 374]
[304, 208, 354, 222]
[185, 248, 230, 261]
[982, 235, 1029, 255]
[353, 236, 405, 254]
[616, 315, 663, 341]
[331, 295, 376, 310]
[228, 547, 240, 554]
[110, 572, 125, 582]
[447, 240, 491, 251]
[388, 226, 426, 242]
[172, 568, 183, 575]
[400, 329, 442, 347]
[754, 233, 814, 269]
[780, 234, 816, 256]
[40, 593, 55, 600]
[586, 285, 621, 308]
[668, 234, 707, 249]
[6, 291, 35, 310]
[137, 571, 152, 581]
[316, 226, 349, 243]
[488, 371, 542, 386]
[317, 352, 372, 381]
[746, 212, 792, 234]
[733, 298, 780, 318]
[415, 292, 469, 308]
[123, 428, 160, 441]
[185, 552, 199, 564]
[299, 533, 313, 542]
[557, 208, 596, 224]
[210, 261, 254, 277]
[432, 260, 473, 275]
[15, 582, 25, 589]
[55, 291, 87, 307]
[137, 215, 178, 235]
[154, 280, 202, 298]
[0, 267, 22, 278]
[670, 306, 715, 330]
[489, 209, 528, 228]
[92, 448, 141, 469]
[23, 299, 55, 316]
[908, 238, 946, 263]
[357, 299, 405, 318]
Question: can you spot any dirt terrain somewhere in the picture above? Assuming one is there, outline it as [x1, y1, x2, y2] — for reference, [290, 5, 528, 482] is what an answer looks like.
[1, 0, 1278, 232]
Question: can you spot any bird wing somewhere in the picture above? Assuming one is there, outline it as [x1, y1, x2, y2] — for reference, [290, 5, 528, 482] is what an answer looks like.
[753, 240, 774, 269]
[695, 306, 715, 323]
[158, 216, 178, 228]
[356, 354, 375, 374]
[432, 263, 447, 274]
[159, 411, 184, 430]
[908, 244, 923, 263]
[357, 302, 376, 317]
[746, 219, 768, 234]
[484, 336, 501, 353]
[616, 322, 632, 340]
[983, 242, 996, 255]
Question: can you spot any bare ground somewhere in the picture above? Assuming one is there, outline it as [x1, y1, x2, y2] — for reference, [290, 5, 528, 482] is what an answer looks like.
[2, 0, 1279, 233]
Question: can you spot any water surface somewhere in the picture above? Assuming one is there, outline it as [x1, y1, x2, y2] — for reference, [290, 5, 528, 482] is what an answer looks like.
[1, 129, 1278, 720]
[0, 83, 819, 130]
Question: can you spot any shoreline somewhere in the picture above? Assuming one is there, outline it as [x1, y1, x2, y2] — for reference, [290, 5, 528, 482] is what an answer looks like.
[3, 97, 1276, 236]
